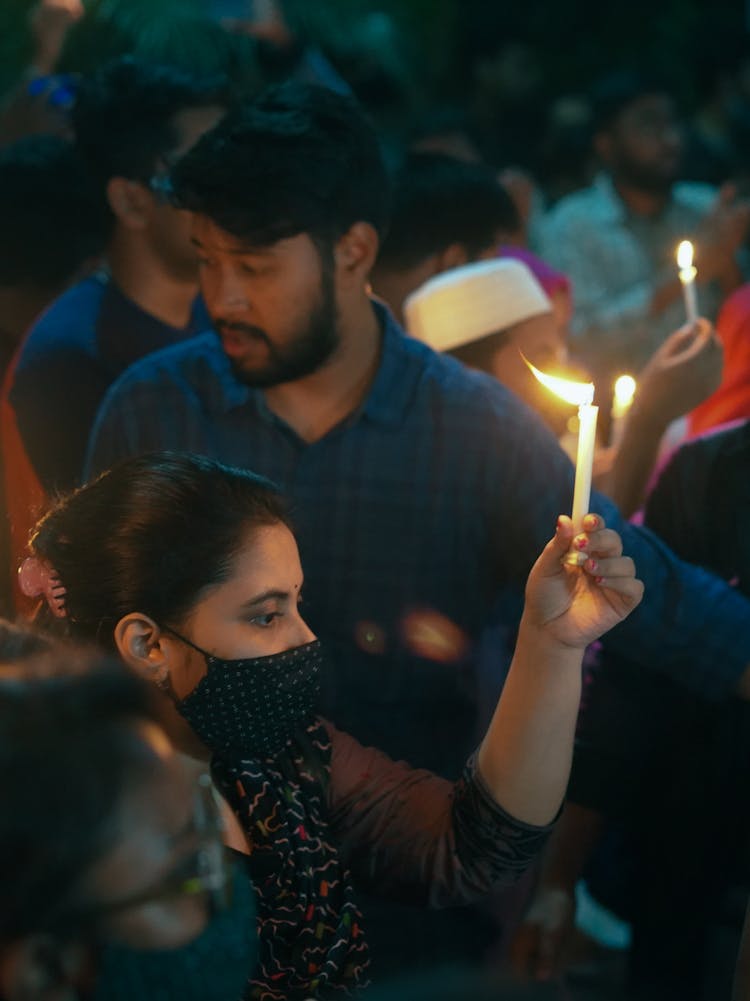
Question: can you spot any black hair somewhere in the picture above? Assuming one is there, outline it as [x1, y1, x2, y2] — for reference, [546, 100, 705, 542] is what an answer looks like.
[0, 136, 108, 289]
[72, 55, 228, 191]
[375, 153, 519, 271]
[0, 641, 159, 940]
[591, 69, 674, 135]
[172, 80, 391, 248]
[30, 452, 291, 646]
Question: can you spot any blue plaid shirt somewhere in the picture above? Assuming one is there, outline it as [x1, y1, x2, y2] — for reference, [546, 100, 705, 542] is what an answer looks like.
[86, 302, 750, 776]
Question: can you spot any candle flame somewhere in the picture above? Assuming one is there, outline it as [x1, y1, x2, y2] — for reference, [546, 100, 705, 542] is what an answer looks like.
[523, 356, 594, 407]
[613, 374, 636, 407]
[677, 240, 694, 270]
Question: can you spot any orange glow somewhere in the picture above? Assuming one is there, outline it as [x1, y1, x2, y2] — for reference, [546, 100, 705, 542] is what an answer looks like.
[401, 609, 470, 664]
[523, 355, 595, 407]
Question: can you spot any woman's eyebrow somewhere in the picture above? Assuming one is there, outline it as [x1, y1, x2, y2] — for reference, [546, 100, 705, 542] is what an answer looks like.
[239, 589, 292, 611]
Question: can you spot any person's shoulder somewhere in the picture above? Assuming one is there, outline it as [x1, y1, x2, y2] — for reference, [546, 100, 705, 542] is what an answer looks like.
[396, 325, 521, 418]
[108, 331, 224, 392]
[17, 274, 108, 365]
[98, 331, 232, 422]
[651, 420, 750, 499]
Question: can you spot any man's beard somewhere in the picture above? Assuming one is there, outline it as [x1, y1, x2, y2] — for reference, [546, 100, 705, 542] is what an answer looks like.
[217, 261, 340, 388]
[614, 157, 679, 198]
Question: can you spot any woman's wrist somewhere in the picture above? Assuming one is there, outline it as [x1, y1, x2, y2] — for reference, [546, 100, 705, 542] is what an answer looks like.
[516, 613, 587, 660]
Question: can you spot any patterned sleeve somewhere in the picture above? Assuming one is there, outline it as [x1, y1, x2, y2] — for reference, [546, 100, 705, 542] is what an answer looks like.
[325, 721, 554, 908]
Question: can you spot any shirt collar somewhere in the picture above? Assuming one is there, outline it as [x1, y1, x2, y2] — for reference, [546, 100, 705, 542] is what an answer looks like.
[359, 299, 422, 428]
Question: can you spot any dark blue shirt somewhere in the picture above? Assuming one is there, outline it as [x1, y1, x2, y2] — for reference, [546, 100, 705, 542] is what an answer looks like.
[10, 272, 208, 494]
[86, 302, 750, 776]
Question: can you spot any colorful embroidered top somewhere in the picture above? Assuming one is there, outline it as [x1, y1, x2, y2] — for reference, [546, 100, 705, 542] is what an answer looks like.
[212, 717, 555, 999]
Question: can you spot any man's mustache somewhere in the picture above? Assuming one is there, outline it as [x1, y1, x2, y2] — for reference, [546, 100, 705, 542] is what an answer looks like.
[214, 320, 270, 345]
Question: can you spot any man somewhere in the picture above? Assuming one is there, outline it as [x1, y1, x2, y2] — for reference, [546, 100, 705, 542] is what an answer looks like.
[539, 71, 750, 386]
[86, 82, 750, 972]
[7, 56, 227, 497]
[370, 152, 519, 323]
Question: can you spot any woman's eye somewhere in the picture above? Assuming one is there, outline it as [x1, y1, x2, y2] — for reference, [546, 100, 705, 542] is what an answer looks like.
[251, 612, 279, 627]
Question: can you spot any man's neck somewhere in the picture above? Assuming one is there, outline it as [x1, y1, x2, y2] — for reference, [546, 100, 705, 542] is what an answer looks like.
[612, 177, 671, 219]
[263, 294, 382, 444]
[108, 234, 198, 329]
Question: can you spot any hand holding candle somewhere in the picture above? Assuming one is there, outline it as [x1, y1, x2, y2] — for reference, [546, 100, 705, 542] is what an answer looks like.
[677, 240, 698, 325]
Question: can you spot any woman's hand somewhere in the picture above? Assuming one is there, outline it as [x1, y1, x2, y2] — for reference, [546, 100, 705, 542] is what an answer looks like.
[522, 513, 644, 650]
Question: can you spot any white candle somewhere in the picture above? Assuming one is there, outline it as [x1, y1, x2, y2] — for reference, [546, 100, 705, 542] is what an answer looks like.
[522, 358, 598, 559]
[677, 240, 698, 325]
[571, 399, 598, 531]
[610, 374, 636, 447]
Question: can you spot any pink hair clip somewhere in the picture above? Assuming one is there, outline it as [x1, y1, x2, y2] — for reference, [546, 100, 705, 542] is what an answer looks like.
[18, 557, 67, 619]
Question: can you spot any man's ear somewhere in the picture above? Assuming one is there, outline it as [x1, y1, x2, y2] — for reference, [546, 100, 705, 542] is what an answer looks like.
[335, 222, 380, 283]
[106, 176, 152, 230]
[2, 935, 89, 1001]
[113, 613, 171, 687]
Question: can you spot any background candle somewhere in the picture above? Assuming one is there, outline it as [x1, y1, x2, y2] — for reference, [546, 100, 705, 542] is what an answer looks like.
[677, 240, 698, 325]
[610, 374, 636, 447]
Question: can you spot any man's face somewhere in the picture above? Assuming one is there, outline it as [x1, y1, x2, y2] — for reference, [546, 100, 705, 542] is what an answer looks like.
[145, 105, 226, 283]
[192, 216, 340, 387]
[602, 94, 683, 195]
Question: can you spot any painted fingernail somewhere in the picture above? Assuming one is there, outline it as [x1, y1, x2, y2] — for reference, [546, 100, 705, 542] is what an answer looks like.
[595, 575, 604, 585]
[583, 514, 598, 530]
[586, 558, 598, 572]
[574, 535, 588, 550]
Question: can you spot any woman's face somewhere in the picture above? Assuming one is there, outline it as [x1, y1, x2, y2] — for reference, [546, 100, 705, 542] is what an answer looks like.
[165, 523, 316, 701]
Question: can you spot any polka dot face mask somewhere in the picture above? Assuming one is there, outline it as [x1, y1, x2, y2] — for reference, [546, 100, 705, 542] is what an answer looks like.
[166, 632, 324, 759]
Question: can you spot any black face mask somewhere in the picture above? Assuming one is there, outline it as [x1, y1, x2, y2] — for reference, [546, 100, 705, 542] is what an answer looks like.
[168, 631, 324, 759]
[91, 864, 256, 1001]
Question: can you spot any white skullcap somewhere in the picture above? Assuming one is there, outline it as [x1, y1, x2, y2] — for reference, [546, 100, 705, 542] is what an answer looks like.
[404, 258, 552, 352]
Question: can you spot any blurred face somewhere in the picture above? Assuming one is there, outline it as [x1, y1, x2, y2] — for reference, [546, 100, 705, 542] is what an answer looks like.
[146, 104, 226, 282]
[165, 523, 316, 701]
[489, 311, 570, 435]
[0, 728, 227, 1001]
[82, 725, 213, 950]
[193, 217, 340, 386]
[602, 94, 683, 195]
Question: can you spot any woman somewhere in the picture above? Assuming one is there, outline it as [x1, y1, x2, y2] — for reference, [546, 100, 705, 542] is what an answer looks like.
[0, 624, 256, 1001]
[21, 451, 643, 999]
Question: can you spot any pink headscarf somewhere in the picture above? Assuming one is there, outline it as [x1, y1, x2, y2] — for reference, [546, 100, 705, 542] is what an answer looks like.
[497, 245, 571, 300]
